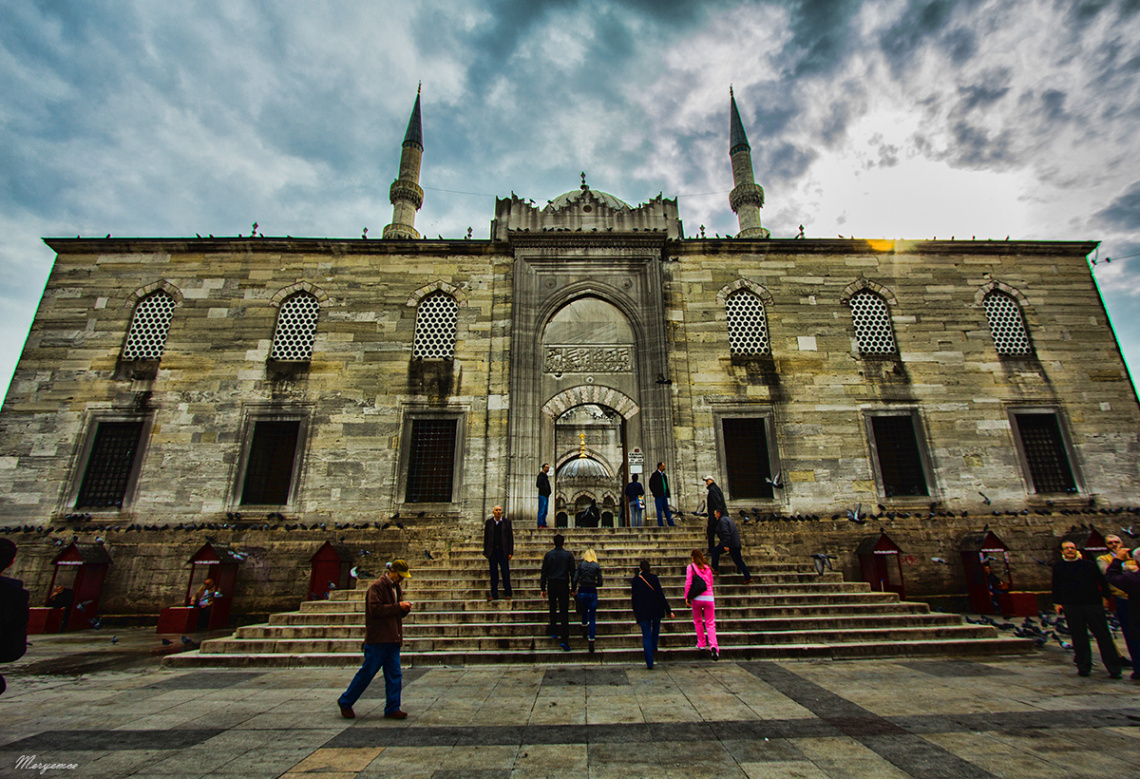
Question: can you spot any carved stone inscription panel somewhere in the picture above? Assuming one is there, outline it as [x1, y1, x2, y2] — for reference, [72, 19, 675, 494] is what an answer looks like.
[545, 346, 632, 373]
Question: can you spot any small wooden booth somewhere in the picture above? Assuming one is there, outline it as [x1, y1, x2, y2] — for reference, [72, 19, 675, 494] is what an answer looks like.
[27, 541, 113, 634]
[856, 532, 906, 599]
[157, 542, 244, 634]
[309, 540, 354, 600]
[959, 530, 1037, 616]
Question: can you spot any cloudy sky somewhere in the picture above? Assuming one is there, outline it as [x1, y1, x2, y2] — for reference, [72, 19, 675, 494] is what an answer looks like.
[2, 0, 1139, 401]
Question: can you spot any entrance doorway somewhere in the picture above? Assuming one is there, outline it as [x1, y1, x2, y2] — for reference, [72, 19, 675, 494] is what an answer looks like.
[553, 404, 625, 526]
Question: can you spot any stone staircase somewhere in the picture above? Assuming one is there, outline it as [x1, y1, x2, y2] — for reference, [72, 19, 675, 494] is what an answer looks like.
[165, 527, 1034, 667]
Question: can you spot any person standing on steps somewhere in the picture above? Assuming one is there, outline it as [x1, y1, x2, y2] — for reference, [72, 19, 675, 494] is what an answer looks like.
[631, 559, 674, 669]
[337, 559, 413, 720]
[537, 463, 552, 529]
[649, 462, 673, 527]
[541, 534, 575, 651]
[711, 508, 752, 584]
[1105, 541, 1140, 680]
[574, 549, 604, 654]
[483, 505, 514, 601]
[1098, 535, 1139, 668]
[625, 473, 645, 528]
[685, 549, 718, 660]
[704, 476, 727, 549]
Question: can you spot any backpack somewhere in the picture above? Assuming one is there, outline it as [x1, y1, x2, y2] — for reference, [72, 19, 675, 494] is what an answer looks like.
[0, 577, 30, 663]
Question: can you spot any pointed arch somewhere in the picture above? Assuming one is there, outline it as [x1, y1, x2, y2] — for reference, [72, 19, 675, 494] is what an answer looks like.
[271, 281, 329, 307]
[407, 280, 467, 308]
[839, 278, 898, 306]
[717, 278, 773, 305]
[124, 280, 183, 308]
[542, 385, 640, 420]
[974, 279, 1030, 309]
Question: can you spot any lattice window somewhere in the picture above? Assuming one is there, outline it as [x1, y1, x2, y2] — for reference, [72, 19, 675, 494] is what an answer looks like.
[413, 292, 458, 360]
[76, 421, 144, 508]
[240, 420, 301, 505]
[405, 419, 457, 502]
[270, 293, 320, 361]
[983, 292, 1032, 356]
[122, 292, 176, 360]
[726, 292, 770, 356]
[870, 415, 929, 497]
[1014, 413, 1077, 494]
[722, 417, 774, 499]
[850, 291, 897, 354]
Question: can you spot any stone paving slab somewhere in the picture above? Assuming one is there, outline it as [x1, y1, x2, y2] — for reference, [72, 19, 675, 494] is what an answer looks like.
[0, 628, 1138, 778]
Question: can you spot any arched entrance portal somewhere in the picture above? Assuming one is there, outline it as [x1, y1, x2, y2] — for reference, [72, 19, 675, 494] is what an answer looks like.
[553, 404, 624, 527]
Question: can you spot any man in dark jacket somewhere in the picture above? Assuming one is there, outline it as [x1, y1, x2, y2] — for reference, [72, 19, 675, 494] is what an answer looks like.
[1, 538, 30, 698]
[1105, 544, 1140, 680]
[1052, 540, 1123, 679]
[712, 508, 752, 583]
[705, 476, 728, 552]
[483, 505, 514, 601]
[337, 559, 413, 719]
[537, 463, 551, 528]
[648, 462, 673, 527]
[541, 534, 575, 651]
[631, 560, 674, 669]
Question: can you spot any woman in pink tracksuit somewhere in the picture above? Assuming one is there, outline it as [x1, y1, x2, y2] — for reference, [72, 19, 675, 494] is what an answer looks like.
[685, 549, 718, 659]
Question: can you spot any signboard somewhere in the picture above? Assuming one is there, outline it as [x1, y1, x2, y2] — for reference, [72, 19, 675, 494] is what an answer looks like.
[628, 448, 644, 474]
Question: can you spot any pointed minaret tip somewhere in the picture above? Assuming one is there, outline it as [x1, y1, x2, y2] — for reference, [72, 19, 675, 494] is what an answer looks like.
[730, 89, 750, 155]
[403, 87, 423, 151]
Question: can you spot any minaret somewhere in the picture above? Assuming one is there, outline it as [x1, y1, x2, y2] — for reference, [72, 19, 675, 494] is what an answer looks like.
[382, 86, 424, 240]
[728, 87, 770, 239]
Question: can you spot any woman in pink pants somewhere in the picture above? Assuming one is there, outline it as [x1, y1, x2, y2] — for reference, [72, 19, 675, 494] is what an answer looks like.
[685, 549, 718, 659]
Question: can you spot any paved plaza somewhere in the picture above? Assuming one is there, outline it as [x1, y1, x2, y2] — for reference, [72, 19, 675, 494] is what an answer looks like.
[1, 629, 1139, 778]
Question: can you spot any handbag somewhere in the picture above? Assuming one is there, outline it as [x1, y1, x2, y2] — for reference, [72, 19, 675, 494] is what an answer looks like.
[685, 565, 707, 600]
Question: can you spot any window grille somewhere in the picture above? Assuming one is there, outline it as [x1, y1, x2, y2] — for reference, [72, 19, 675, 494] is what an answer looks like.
[240, 420, 301, 505]
[412, 293, 458, 360]
[405, 419, 457, 502]
[1014, 413, 1076, 494]
[122, 292, 175, 360]
[270, 294, 319, 361]
[983, 292, 1032, 355]
[76, 421, 144, 508]
[850, 291, 897, 354]
[870, 415, 928, 496]
[722, 417, 774, 499]
[726, 292, 771, 356]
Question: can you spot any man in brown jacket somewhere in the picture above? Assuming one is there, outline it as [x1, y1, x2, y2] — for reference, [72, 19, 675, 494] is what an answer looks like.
[337, 559, 413, 719]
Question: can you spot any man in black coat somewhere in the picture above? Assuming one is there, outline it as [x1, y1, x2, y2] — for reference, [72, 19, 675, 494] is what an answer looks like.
[536, 463, 551, 528]
[648, 462, 673, 527]
[1052, 539, 1123, 678]
[541, 534, 575, 651]
[704, 476, 727, 552]
[483, 506, 514, 601]
[0, 539, 30, 697]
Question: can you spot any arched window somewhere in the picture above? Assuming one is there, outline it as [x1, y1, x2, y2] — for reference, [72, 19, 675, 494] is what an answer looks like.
[725, 290, 770, 356]
[983, 291, 1032, 355]
[122, 291, 176, 361]
[849, 290, 897, 355]
[412, 292, 458, 360]
[271, 293, 320, 361]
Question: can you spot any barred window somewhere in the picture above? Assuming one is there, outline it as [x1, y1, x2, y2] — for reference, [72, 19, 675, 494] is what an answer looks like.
[405, 419, 457, 502]
[869, 415, 929, 497]
[983, 292, 1032, 356]
[413, 292, 458, 360]
[240, 420, 301, 505]
[271, 293, 319, 361]
[850, 291, 897, 355]
[726, 291, 771, 356]
[122, 292, 175, 360]
[76, 421, 145, 508]
[1013, 412, 1077, 494]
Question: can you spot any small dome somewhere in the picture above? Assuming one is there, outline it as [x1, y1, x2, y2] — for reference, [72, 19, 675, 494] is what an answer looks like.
[559, 457, 610, 479]
[545, 187, 631, 212]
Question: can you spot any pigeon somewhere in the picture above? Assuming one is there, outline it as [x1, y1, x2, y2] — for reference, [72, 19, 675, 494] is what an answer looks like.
[181, 636, 197, 648]
[931, 557, 949, 565]
[811, 553, 837, 575]
[424, 550, 434, 560]
[765, 470, 784, 489]
[846, 504, 866, 524]
[76, 600, 95, 612]
[327, 581, 337, 590]
[1122, 525, 1138, 539]
[110, 636, 119, 644]
[979, 492, 992, 505]
[350, 566, 371, 579]
[161, 638, 173, 646]
[89, 618, 102, 630]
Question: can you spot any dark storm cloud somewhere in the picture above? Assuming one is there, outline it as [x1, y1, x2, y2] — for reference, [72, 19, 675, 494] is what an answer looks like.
[956, 69, 1012, 111]
[948, 121, 1014, 167]
[1095, 181, 1140, 229]
[783, 0, 862, 77]
[877, 0, 964, 76]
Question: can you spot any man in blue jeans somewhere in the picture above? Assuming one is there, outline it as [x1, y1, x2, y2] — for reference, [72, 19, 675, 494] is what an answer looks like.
[338, 559, 413, 719]
[648, 462, 673, 527]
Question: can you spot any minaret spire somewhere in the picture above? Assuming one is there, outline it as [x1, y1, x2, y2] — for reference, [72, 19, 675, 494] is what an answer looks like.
[383, 86, 425, 240]
[727, 87, 770, 239]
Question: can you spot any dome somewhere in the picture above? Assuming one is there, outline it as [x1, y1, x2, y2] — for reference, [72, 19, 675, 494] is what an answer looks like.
[545, 186, 631, 212]
[558, 457, 610, 479]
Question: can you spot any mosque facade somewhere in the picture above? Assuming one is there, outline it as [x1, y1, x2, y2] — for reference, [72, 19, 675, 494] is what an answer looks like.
[1, 89, 1138, 548]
